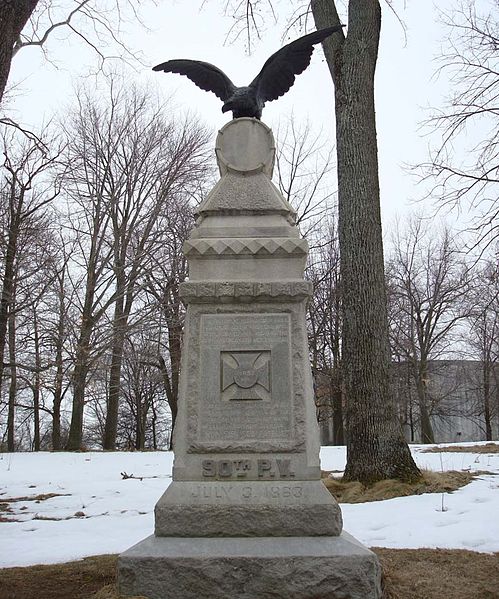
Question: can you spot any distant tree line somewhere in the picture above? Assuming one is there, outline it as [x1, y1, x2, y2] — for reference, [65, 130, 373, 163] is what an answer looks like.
[0, 78, 212, 451]
[313, 217, 498, 445]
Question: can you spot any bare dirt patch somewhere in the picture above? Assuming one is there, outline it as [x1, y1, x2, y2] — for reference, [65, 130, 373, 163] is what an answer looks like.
[0, 493, 70, 503]
[422, 443, 499, 454]
[0, 493, 71, 523]
[1, 550, 498, 599]
[321, 469, 474, 503]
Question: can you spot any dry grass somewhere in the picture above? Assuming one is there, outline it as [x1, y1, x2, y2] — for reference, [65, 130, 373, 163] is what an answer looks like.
[1, 550, 498, 599]
[377, 548, 499, 599]
[321, 469, 474, 503]
[422, 443, 499, 454]
[0, 555, 116, 599]
[92, 584, 146, 599]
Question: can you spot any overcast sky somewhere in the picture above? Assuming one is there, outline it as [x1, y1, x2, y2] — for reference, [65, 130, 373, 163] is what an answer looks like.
[6, 0, 460, 233]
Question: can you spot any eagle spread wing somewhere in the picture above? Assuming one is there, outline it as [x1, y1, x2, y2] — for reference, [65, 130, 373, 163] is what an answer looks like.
[250, 26, 344, 102]
[152, 59, 236, 101]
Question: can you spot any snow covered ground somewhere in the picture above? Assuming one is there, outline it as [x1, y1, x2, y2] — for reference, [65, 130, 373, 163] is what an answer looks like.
[0, 442, 498, 568]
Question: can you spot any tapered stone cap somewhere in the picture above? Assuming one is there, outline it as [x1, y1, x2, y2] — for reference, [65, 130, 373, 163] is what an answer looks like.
[196, 118, 295, 218]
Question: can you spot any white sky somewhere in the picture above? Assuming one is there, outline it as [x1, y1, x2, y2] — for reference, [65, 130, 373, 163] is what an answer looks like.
[6, 0, 458, 233]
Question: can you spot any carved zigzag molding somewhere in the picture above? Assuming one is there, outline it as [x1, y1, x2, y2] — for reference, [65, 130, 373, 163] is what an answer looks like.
[183, 237, 308, 257]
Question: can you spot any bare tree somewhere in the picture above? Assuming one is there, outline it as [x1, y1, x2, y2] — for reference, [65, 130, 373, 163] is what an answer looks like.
[387, 217, 471, 443]
[144, 198, 195, 447]
[0, 0, 157, 105]
[101, 88, 210, 450]
[421, 0, 499, 248]
[0, 130, 60, 450]
[464, 258, 499, 440]
[119, 334, 169, 450]
[310, 0, 420, 482]
[274, 117, 336, 239]
[307, 217, 344, 445]
[61, 79, 210, 450]
[271, 118, 343, 442]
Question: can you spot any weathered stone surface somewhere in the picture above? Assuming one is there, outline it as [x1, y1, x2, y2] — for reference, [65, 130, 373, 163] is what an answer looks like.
[118, 118, 381, 598]
[171, 303, 320, 467]
[183, 237, 308, 257]
[180, 280, 313, 303]
[118, 533, 382, 599]
[197, 119, 295, 218]
[197, 172, 294, 215]
[155, 480, 342, 537]
[215, 118, 275, 177]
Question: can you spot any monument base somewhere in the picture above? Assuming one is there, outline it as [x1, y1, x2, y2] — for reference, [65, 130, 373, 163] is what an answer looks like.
[118, 532, 382, 599]
[155, 480, 342, 537]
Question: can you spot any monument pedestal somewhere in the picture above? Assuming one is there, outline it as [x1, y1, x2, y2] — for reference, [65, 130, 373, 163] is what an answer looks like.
[118, 119, 381, 599]
[119, 533, 380, 599]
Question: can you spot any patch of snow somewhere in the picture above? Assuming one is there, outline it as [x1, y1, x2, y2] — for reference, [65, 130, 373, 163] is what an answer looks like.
[0, 443, 497, 568]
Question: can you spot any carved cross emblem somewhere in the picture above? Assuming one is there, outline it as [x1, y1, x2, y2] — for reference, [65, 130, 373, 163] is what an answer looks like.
[221, 351, 271, 401]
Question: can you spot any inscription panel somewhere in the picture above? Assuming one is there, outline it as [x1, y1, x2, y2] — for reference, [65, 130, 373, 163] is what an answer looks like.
[201, 458, 295, 480]
[190, 484, 303, 501]
[198, 313, 293, 445]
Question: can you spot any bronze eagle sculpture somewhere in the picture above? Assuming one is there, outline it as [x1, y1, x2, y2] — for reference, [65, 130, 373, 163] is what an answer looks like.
[152, 26, 344, 119]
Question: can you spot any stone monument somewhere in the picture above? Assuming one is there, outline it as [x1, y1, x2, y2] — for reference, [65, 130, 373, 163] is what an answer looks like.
[118, 118, 381, 599]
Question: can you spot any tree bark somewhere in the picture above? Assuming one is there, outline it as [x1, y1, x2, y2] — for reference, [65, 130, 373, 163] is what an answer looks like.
[415, 361, 434, 444]
[66, 320, 93, 450]
[7, 301, 16, 452]
[51, 283, 66, 450]
[483, 360, 492, 441]
[32, 307, 41, 451]
[331, 380, 344, 445]
[312, 0, 420, 482]
[103, 281, 126, 450]
[0, 0, 40, 104]
[0, 189, 21, 394]
[331, 284, 344, 445]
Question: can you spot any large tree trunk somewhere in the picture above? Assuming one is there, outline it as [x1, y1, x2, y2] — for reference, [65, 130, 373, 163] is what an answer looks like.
[483, 360, 492, 441]
[331, 289, 344, 445]
[104, 263, 136, 450]
[0, 0, 40, 104]
[51, 294, 65, 450]
[158, 290, 183, 449]
[416, 361, 434, 444]
[0, 209, 20, 393]
[7, 304, 16, 452]
[66, 322, 92, 450]
[312, 0, 420, 482]
[103, 287, 126, 450]
[32, 307, 41, 451]
[66, 245, 101, 451]
[158, 353, 178, 450]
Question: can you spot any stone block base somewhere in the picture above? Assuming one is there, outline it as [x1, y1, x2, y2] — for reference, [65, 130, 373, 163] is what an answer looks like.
[118, 532, 382, 599]
[155, 481, 342, 537]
